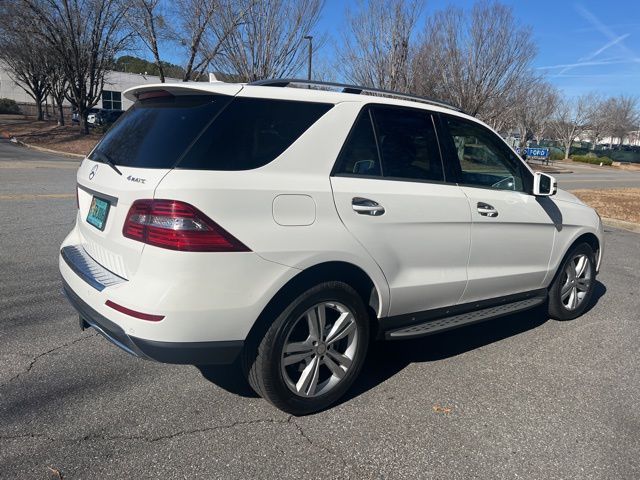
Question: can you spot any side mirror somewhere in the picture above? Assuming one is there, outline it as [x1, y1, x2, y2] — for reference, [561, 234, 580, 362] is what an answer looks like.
[533, 172, 557, 196]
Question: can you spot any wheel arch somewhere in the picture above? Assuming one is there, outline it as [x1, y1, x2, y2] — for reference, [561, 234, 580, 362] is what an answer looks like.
[548, 231, 601, 288]
[245, 261, 383, 347]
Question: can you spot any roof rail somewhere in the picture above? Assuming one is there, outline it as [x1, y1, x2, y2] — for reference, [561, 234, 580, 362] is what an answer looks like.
[248, 78, 463, 113]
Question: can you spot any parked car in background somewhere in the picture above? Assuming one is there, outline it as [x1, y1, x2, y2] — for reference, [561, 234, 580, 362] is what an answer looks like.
[60, 79, 604, 415]
[71, 108, 100, 123]
[72, 108, 100, 125]
[87, 109, 124, 127]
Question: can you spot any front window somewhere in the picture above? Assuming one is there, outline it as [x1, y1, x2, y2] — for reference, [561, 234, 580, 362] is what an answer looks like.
[443, 115, 526, 192]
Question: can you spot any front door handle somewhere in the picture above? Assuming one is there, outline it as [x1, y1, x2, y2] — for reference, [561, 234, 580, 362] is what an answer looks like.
[477, 202, 498, 217]
[352, 197, 385, 216]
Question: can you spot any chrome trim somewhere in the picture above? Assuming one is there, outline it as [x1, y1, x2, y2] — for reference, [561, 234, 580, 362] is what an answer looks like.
[77, 183, 119, 206]
[61, 245, 127, 291]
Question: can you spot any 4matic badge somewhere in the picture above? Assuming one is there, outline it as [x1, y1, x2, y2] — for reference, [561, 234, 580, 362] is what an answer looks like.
[126, 175, 146, 184]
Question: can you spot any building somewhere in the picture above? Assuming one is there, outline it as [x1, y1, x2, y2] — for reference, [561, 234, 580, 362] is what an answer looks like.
[0, 63, 182, 114]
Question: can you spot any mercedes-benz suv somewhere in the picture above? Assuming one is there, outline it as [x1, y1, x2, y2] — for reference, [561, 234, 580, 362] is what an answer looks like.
[60, 79, 604, 415]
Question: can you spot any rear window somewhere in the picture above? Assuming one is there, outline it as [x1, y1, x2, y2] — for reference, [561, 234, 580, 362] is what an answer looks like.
[178, 97, 332, 170]
[88, 94, 230, 169]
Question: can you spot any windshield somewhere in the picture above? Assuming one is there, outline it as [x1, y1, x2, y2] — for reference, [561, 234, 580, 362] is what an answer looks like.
[88, 94, 230, 169]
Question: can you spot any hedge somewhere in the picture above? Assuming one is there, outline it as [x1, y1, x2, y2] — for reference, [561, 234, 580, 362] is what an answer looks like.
[0, 98, 20, 114]
[571, 155, 613, 166]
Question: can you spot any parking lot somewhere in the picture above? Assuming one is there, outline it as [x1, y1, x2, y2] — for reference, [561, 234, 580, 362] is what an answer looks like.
[1, 140, 639, 479]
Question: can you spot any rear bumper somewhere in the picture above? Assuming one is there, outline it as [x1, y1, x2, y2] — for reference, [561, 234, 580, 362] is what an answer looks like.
[62, 280, 243, 365]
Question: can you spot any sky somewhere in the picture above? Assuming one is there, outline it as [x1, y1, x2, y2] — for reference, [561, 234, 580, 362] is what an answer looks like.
[314, 0, 640, 98]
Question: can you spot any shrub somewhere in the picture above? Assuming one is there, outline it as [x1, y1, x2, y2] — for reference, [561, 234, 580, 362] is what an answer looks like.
[0, 98, 20, 114]
[549, 151, 565, 161]
[571, 155, 613, 166]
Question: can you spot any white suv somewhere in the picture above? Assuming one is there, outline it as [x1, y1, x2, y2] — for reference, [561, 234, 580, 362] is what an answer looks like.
[60, 79, 604, 414]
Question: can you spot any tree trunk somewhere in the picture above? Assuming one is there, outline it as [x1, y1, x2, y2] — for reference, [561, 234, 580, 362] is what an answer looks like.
[57, 102, 65, 126]
[564, 140, 571, 160]
[80, 114, 89, 134]
[35, 100, 44, 121]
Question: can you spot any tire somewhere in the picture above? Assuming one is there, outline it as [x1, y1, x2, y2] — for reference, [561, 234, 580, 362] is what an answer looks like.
[242, 281, 370, 415]
[548, 243, 596, 320]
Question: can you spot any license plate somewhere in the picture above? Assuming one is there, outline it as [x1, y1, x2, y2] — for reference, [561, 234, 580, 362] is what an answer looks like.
[86, 196, 110, 231]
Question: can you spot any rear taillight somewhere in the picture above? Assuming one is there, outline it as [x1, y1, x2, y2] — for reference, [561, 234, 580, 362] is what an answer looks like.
[122, 199, 250, 252]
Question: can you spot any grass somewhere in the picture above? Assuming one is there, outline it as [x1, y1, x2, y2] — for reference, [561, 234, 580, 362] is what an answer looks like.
[0, 116, 101, 156]
[571, 188, 640, 224]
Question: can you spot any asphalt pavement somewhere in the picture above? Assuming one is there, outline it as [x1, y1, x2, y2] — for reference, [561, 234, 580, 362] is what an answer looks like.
[551, 161, 640, 190]
[1, 140, 639, 479]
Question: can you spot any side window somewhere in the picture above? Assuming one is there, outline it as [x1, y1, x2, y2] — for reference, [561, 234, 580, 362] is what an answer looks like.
[333, 108, 381, 177]
[372, 106, 444, 182]
[179, 97, 332, 171]
[444, 115, 526, 191]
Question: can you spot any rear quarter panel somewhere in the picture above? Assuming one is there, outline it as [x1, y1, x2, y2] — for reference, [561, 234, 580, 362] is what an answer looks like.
[153, 101, 391, 317]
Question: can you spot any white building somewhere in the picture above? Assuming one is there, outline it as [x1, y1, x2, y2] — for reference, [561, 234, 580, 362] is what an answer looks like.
[0, 63, 181, 112]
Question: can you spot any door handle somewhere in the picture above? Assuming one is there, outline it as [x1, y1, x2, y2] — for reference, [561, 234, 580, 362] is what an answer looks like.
[477, 202, 498, 217]
[352, 197, 385, 216]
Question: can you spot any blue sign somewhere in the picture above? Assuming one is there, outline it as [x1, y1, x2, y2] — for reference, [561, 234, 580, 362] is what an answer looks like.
[515, 147, 549, 158]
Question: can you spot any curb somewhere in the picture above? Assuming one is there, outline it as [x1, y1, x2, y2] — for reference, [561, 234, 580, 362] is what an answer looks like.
[602, 217, 640, 234]
[16, 139, 85, 159]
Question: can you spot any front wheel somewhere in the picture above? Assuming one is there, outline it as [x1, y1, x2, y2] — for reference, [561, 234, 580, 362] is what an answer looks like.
[548, 243, 596, 320]
[243, 282, 370, 415]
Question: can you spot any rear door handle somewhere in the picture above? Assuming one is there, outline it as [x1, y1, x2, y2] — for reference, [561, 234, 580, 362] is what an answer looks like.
[352, 197, 385, 216]
[477, 202, 498, 217]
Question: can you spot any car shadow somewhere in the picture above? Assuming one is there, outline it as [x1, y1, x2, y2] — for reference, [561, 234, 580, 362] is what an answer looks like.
[197, 281, 607, 404]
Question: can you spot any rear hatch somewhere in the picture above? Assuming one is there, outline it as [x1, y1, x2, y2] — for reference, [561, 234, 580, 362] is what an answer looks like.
[76, 84, 242, 279]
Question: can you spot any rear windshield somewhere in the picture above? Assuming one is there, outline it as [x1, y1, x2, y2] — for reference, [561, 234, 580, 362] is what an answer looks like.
[89, 93, 332, 170]
[88, 94, 229, 169]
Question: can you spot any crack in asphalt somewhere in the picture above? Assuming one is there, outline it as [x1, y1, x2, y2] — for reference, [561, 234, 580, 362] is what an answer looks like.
[0, 333, 96, 388]
[0, 418, 290, 444]
[288, 416, 343, 459]
[287, 416, 359, 476]
[2, 417, 352, 469]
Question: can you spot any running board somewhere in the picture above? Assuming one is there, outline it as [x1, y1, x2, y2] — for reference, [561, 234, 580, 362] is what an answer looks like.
[386, 295, 546, 340]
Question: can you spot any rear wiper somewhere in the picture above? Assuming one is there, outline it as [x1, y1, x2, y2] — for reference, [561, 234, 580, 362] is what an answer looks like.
[92, 149, 123, 176]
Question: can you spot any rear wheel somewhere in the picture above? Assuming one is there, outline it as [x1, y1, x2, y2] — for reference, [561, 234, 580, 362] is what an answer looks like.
[243, 282, 370, 415]
[548, 243, 596, 320]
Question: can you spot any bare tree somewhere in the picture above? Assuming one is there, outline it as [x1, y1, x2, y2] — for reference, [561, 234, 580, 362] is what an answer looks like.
[480, 74, 535, 135]
[127, 0, 171, 82]
[338, 0, 422, 92]
[21, 0, 132, 134]
[215, 0, 325, 82]
[47, 56, 69, 126]
[0, 6, 50, 120]
[584, 94, 609, 148]
[413, 1, 536, 121]
[514, 79, 559, 147]
[172, 0, 249, 81]
[549, 94, 595, 160]
[606, 95, 639, 146]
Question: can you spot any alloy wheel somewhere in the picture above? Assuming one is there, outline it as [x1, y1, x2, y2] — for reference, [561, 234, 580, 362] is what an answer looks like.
[560, 253, 593, 311]
[280, 301, 359, 398]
